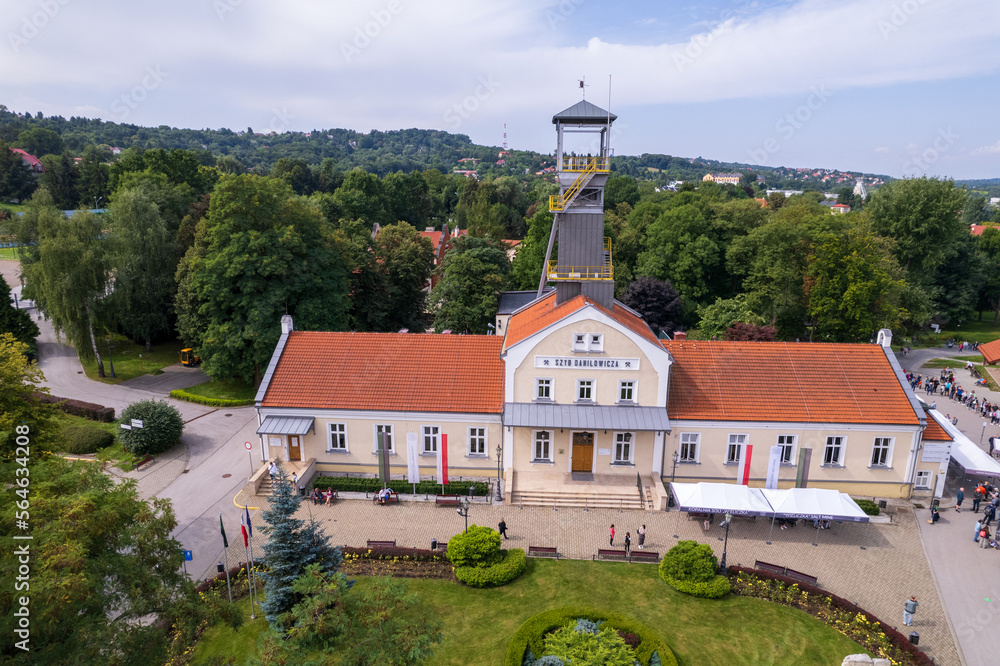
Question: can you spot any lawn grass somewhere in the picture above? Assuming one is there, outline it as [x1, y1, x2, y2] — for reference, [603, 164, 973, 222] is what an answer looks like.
[190, 597, 269, 665]
[48, 410, 139, 469]
[913, 317, 1000, 347]
[79, 333, 186, 384]
[190, 559, 867, 666]
[0, 247, 18, 260]
[181, 378, 256, 401]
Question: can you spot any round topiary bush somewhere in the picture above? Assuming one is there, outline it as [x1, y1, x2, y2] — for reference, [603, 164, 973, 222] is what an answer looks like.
[116, 399, 184, 456]
[61, 425, 114, 454]
[447, 524, 502, 568]
[658, 540, 730, 599]
[453, 548, 526, 588]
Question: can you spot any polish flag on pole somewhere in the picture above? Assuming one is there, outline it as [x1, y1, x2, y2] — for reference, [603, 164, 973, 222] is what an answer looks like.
[737, 444, 753, 485]
[436, 433, 449, 486]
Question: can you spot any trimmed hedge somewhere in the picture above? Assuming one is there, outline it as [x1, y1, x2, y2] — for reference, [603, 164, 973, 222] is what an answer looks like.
[661, 574, 731, 599]
[60, 425, 114, 454]
[854, 499, 881, 516]
[454, 548, 526, 588]
[658, 540, 731, 598]
[505, 606, 677, 666]
[33, 392, 115, 422]
[168, 389, 254, 407]
[117, 400, 184, 456]
[729, 567, 932, 665]
[312, 475, 489, 496]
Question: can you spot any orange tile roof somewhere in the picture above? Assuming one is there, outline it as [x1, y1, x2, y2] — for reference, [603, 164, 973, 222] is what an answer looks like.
[979, 339, 1000, 365]
[503, 291, 659, 350]
[661, 340, 920, 425]
[922, 413, 952, 441]
[261, 331, 504, 413]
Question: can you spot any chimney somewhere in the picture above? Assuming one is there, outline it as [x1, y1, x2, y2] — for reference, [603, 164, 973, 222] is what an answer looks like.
[876, 328, 892, 349]
[280, 315, 294, 335]
[673, 331, 687, 341]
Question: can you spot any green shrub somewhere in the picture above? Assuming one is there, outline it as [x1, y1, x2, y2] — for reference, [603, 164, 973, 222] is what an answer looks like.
[454, 548, 526, 588]
[60, 425, 114, 454]
[659, 540, 717, 583]
[312, 476, 489, 496]
[855, 499, 880, 516]
[544, 622, 634, 666]
[447, 525, 501, 568]
[505, 607, 677, 666]
[117, 399, 184, 456]
[168, 389, 254, 407]
[661, 574, 731, 599]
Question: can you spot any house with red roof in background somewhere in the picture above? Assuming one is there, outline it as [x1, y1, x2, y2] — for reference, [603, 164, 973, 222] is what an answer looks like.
[9, 148, 44, 173]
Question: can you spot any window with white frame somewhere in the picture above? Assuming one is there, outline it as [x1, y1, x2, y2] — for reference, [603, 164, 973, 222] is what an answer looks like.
[327, 423, 347, 452]
[823, 436, 845, 466]
[727, 434, 747, 464]
[572, 332, 603, 352]
[535, 377, 552, 401]
[533, 431, 551, 461]
[576, 379, 594, 402]
[373, 424, 394, 453]
[618, 380, 635, 403]
[914, 470, 932, 489]
[422, 425, 440, 454]
[870, 437, 892, 467]
[614, 432, 634, 464]
[573, 333, 587, 352]
[468, 427, 486, 456]
[679, 433, 700, 462]
[777, 434, 796, 464]
[589, 334, 604, 352]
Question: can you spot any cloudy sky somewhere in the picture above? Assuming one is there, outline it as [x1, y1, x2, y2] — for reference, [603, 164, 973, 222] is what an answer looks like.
[3, 0, 1000, 179]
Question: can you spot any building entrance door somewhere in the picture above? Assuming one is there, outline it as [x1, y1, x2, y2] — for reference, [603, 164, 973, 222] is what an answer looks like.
[288, 435, 302, 461]
[572, 432, 594, 473]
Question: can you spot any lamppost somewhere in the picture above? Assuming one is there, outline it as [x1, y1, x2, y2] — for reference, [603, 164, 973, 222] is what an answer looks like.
[980, 421, 988, 446]
[457, 496, 470, 533]
[668, 450, 679, 508]
[719, 512, 732, 574]
[494, 444, 503, 502]
[105, 338, 116, 378]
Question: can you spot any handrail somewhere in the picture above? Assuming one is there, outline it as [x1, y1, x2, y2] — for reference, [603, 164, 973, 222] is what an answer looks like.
[561, 156, 610, 172]
[546, 237, 613, 281]
[549, 157, 604, 212]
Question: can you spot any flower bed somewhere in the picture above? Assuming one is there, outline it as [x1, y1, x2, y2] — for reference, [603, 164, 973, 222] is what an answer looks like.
[313, 476, 489, 496]
[728, 567, 932, 665]
[340, 545, 455, 579]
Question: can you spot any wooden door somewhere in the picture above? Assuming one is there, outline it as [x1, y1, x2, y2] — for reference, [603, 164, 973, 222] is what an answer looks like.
[572, 432, 594, 473]
[288, 435, 302, 461]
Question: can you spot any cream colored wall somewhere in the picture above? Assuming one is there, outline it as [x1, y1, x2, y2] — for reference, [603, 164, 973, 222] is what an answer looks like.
[666, 422, 919, 496]
[512, 321, 661, 406]
[510, 427, 655, 475]
[266, 413, 500, 478]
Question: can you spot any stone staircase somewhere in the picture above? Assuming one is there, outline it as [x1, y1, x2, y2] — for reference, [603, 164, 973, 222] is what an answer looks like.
[510, 488, 647, 511]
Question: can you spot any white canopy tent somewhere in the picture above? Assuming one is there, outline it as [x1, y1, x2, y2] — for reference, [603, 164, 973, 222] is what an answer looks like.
[759, 488, 870, 523]
[933, 410, 1000, 478]
[669, 482, 774, 517]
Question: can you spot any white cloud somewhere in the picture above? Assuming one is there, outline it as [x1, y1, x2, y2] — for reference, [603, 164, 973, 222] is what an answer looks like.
[973, 140, 1000, 155]
[874, 147, 890, 153]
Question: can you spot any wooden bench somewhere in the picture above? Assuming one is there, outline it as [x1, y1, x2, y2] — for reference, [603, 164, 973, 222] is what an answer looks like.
[313, 489, 338, 503]
[784, 568, 819, 586]
[528, 545, 559, 559]
[134, 455, 154, 469]
[594, 548, 628, 561]
[366, 539, 396, 548]
[373, 490, 399, 504]
[754, 560, 787, 576]
[629, 550, 660, 563]
[435, 494, 463, 506]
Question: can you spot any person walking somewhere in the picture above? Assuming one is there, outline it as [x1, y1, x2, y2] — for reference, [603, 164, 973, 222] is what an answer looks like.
[984, 502, 996, 527]
[268, 460, 278, 479]
[974, 519, 982, 542]
[609, 524, 615, 546]
[499, 518, 508, 539]
[979, 525, 991, 549]
[903, 596, 918, 626]
[637, 524, 647, 549]
[973, 485, 984, 513]
[956, 487, 964, 512]
[624, 531, 631, 556]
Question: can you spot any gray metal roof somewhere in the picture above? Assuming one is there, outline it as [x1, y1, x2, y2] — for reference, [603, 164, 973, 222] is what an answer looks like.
[552, 100, 617, 124]
[503, 402, 669, 431]
[497, 289, 552, 315]
[256, 416, 315, 436]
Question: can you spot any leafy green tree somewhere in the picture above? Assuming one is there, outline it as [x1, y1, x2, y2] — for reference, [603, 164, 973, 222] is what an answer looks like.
[446, 524, 502, 567]
[430, 236, 510, 334]
[259, 464, 341, 629]
[0, 333, 58, 459]
[604, 175, 640, 210]
[105, 186, 180, 349]
[270, 157, 317, 195]
[0, 456, 187, 665]
[697, 294, 765, 339]
[175, 174, 352, 385]
[23, 209, 109, 376]
[620, 276, 682, 335]
[14, 126, 63, 158]
[0, 281, 39, 355]
[373, 223, 435, 332]
[1, 188, 60, 268]
[38, 153, 79, 209]
[76, 145, 112, 208]
[332, 168, 389, 228]
[977, 227, 1000, 324]
[0, 139, 36, 202]
[509, 210, 552, 291]
[116, 400, 184, 456]
[635, 204, 725, 305]
[383, 170, 431, 227]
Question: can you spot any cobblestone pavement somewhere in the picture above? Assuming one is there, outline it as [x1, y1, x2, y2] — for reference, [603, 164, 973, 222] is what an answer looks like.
[234, 488, 960, 665]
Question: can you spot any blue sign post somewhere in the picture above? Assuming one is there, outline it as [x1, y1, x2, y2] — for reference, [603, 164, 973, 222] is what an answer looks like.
[181, 549, 192, 576]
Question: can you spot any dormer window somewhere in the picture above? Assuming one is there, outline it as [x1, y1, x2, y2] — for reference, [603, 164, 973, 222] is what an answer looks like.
[589, 334, 604, 352]
[572, 332, 603, 352]
[573, 333, 587, 352]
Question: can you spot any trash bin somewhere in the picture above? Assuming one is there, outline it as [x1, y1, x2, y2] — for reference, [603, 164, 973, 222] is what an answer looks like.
[909, 631, 919, 645]
[878, 500, 887, 509]
[431, 538, 438, 550]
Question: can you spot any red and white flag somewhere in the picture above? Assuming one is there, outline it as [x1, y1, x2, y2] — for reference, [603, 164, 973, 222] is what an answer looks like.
[737, 444, 753, 485]
[240, 515, 249, 548]
[436, 433, 449, 485]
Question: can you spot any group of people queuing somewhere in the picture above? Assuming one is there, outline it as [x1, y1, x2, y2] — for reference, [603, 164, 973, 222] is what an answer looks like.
[946, 339, 980, 351]
[609, 523, 647, 555]
[905, 369, 999, 422]
[955, 481, 1000, 549]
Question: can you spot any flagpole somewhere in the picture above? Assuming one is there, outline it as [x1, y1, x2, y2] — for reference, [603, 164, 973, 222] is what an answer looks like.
[242, 512, 257, 618]
[245, 505, 259, 615]
[220, 512, 233, 603]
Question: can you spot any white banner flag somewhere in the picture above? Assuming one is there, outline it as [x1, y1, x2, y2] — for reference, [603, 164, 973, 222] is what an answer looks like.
[406, 433, 420, 484]
[765, 445, 783, 489]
